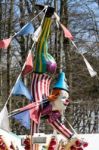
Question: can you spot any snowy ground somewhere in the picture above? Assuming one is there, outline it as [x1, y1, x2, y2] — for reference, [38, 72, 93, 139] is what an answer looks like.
[78, 134, 99, 150]
[0, 129, 99, 150]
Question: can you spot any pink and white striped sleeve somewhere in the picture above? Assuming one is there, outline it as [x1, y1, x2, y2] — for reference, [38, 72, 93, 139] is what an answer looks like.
[48, 118, 73, 139]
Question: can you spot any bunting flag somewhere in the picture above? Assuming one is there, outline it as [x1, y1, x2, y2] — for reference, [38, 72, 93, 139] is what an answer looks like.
[12, 78, 33, 101]
[32, 25, 42, 42]
[60, 23, 73, 40]
[13, 110, 30, 129]
[0, 37, 12, 49]
[15, 22, 34, 36]
[0, 106, 10, 132]
[22, 50, 33, 76]
[82, 55, 97, 77]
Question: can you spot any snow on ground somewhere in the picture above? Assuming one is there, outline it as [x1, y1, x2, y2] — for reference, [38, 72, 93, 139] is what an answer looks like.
[79, 134, 99, 150]
[0, 129, 99, 150]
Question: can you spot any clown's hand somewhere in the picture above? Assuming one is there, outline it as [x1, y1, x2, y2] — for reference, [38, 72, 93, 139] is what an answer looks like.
[65, 135, 88, 150]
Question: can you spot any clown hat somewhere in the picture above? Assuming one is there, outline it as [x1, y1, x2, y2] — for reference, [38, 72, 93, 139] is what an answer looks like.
[53, 72, 69, 91]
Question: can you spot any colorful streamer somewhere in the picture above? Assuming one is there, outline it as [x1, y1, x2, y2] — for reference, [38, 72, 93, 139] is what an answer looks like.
[34, 17, 57, 73]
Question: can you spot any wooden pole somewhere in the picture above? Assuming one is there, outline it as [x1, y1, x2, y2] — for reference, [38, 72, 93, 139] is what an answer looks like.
[30, 120, 33, 150]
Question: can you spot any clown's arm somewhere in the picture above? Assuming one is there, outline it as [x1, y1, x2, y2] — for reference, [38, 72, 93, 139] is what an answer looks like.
[48, 117, 73, 139]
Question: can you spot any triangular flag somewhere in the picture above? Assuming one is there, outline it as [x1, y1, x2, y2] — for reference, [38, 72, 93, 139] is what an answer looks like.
[13, 111, 30, 129]
[0, 106, 10, 132]
[12, 78, 33, 101]
[60, 23, 73, 40]
[0, 37, 12, 49]
[22, 50, 33, 76]
[32, 25, 42, 42]
[16, 22, 34, 36]
[82, 55, 97, 77]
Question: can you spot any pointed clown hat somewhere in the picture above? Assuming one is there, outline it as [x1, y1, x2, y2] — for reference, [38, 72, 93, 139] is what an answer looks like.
[53, 72, 69, 91]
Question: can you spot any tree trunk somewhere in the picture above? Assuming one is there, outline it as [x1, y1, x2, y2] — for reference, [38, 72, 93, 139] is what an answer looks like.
[7, 0, 13, 112]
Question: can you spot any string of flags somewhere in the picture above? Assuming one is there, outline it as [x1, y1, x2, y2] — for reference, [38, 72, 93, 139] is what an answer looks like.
[0, 7, 48, 131]
[0, 9, 97, 78]
[0, 6, 47, 49]
[0, 5, 98, 134]
[54, 12, 98, 78]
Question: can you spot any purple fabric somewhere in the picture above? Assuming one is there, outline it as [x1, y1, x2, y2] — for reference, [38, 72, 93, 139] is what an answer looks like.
[41, 104, 52, 115]
[48, 111, 61, 123]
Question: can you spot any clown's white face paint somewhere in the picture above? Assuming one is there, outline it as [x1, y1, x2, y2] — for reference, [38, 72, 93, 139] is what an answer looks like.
[51, 90, 69, 114]
[59, 90, 69, 102]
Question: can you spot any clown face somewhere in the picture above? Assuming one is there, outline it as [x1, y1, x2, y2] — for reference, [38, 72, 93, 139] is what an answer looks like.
[59, 90, 69, 102]
[51, 90, 69, 114]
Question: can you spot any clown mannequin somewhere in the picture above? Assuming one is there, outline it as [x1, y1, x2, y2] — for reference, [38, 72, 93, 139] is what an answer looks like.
[39, 72, 88, 150]
[40, 72, 73, 139]
[14, 71, 88, 149]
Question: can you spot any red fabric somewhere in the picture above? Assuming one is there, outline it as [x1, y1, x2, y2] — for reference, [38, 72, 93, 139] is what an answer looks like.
[29, 106, 40, 124]
[19, 102, 40, 124]
[60, 23, 73, 40]
[20, 103, 34, 111]
[48, 118, 73, 139]
[22, 50, 33, 75]
[31, 73, 52, 124]
[0, 38, 11, 48]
